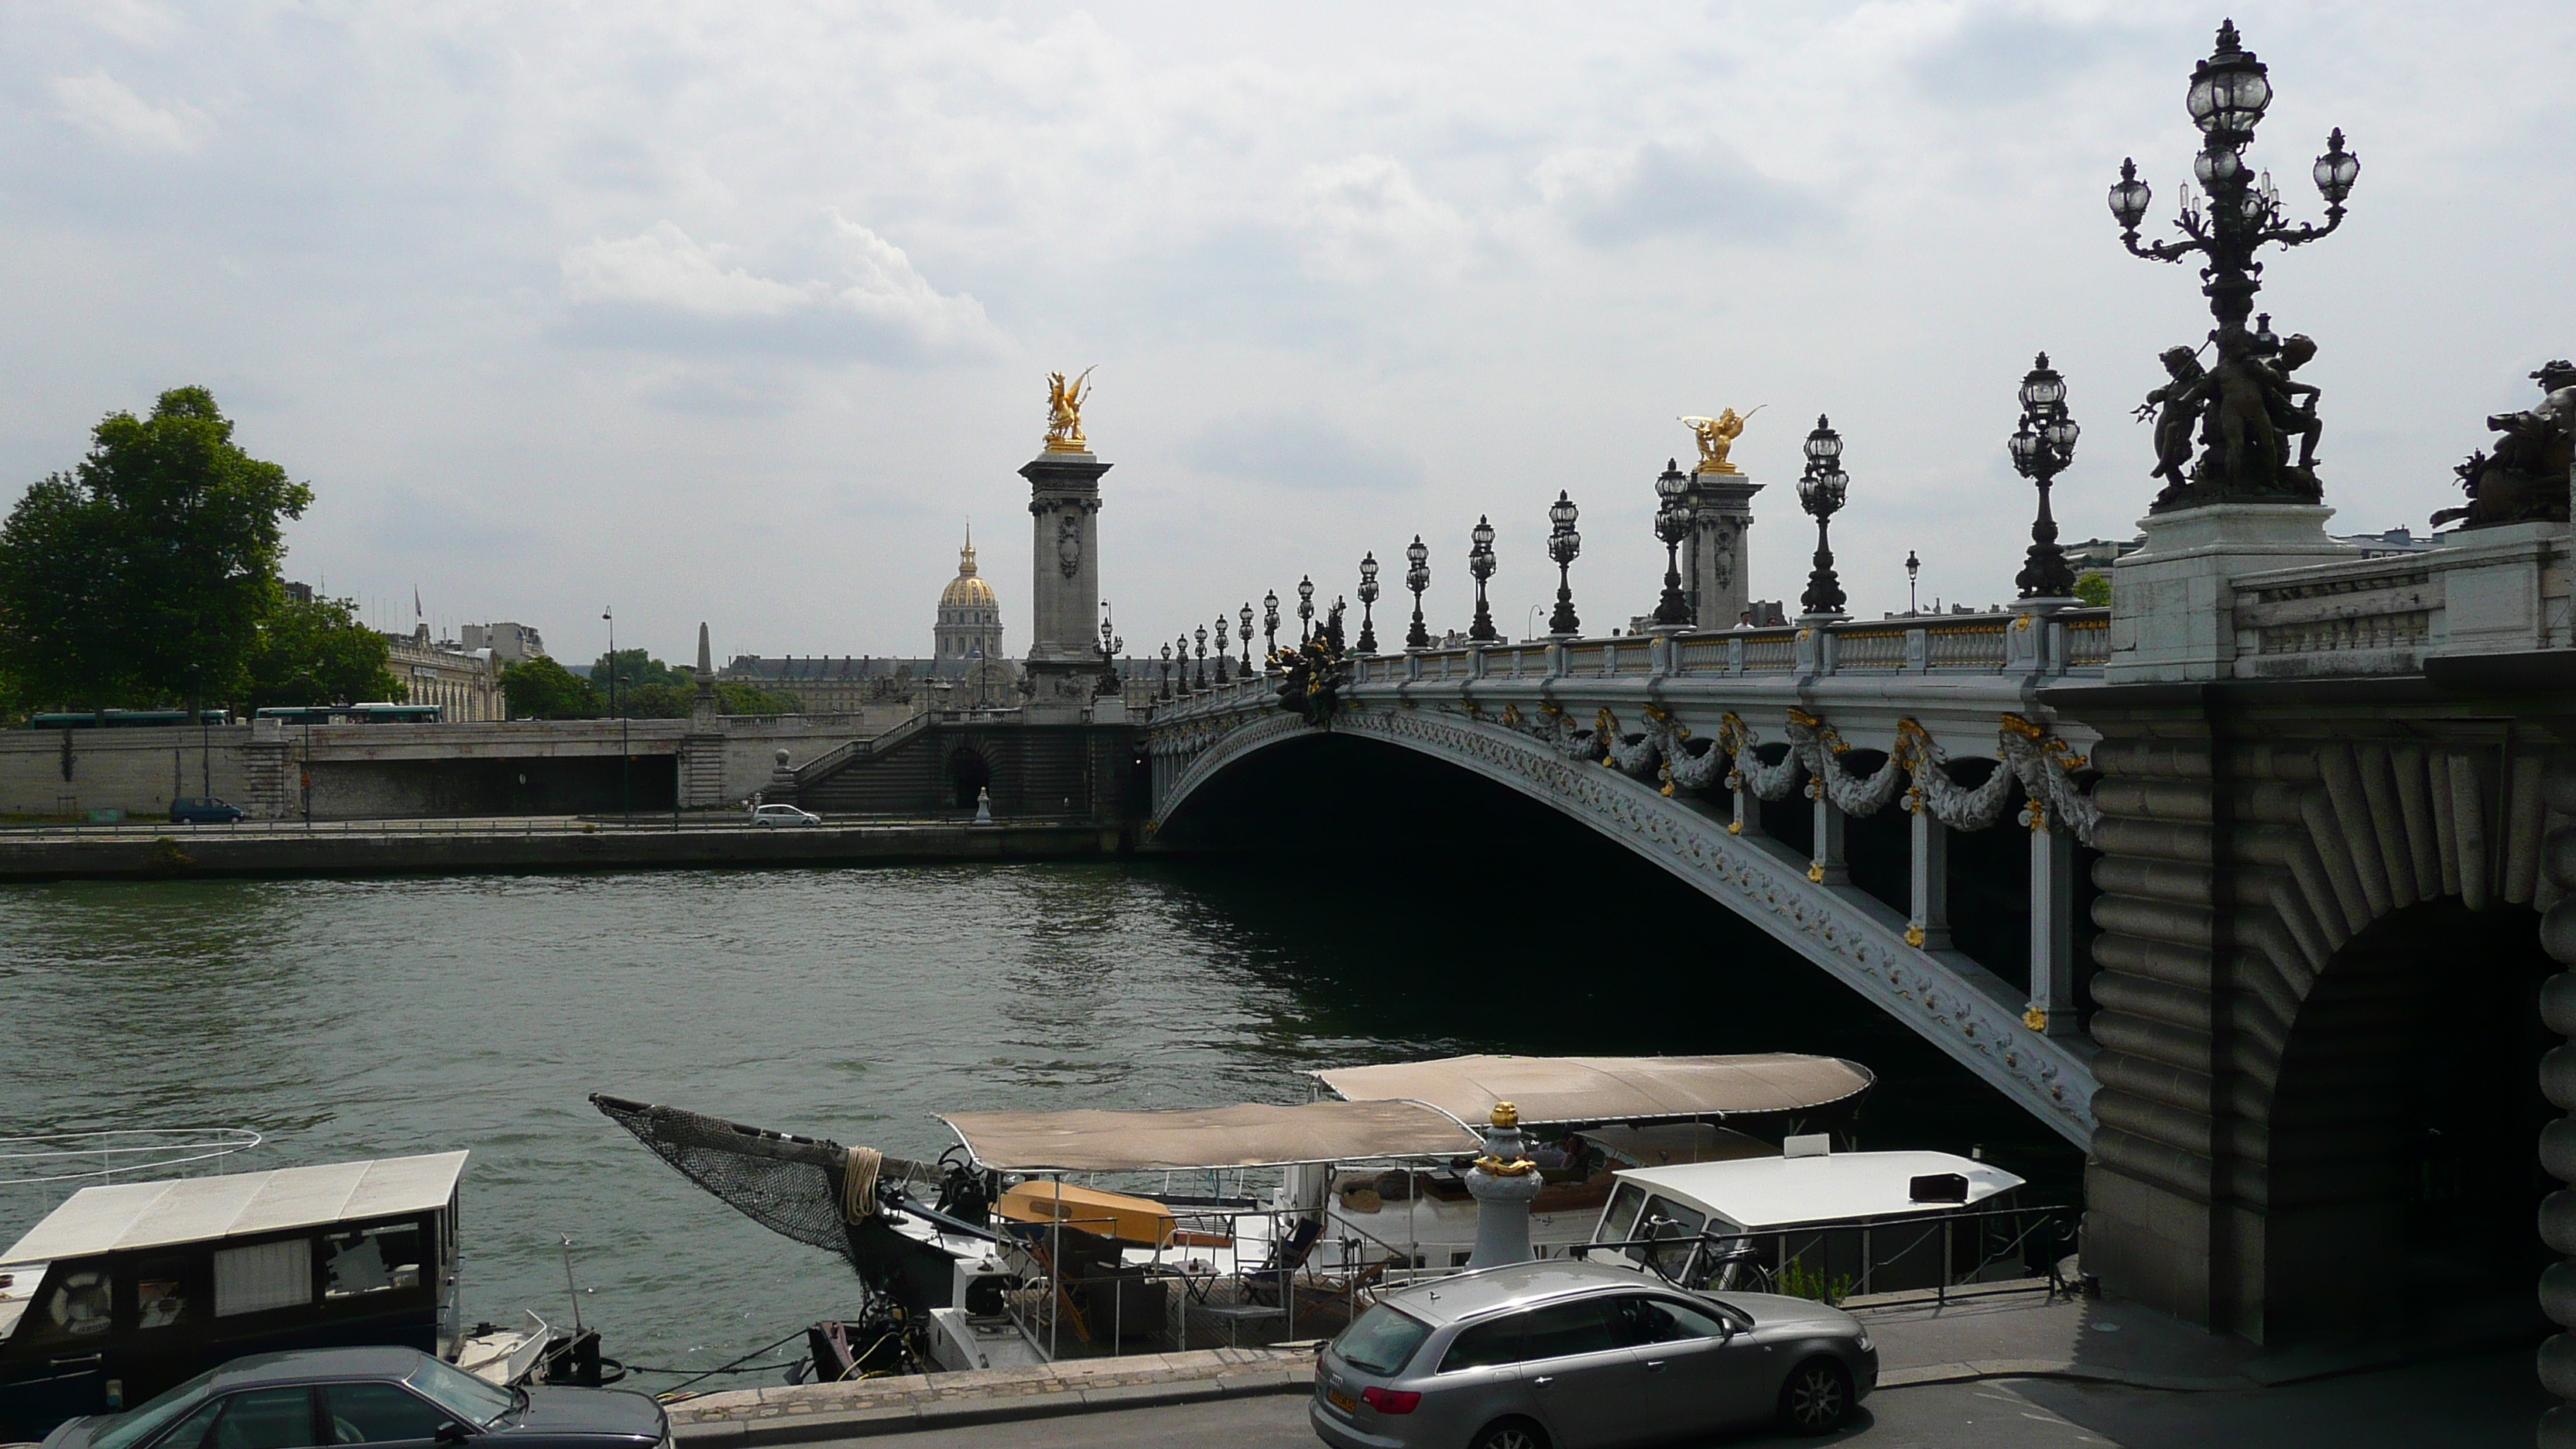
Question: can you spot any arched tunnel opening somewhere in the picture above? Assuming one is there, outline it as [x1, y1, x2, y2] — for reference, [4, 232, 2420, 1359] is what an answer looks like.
[1153, 730, 2087, 1200]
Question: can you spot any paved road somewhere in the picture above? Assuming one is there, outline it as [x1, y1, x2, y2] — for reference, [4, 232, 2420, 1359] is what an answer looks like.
[844, 1349, 2537, 1449]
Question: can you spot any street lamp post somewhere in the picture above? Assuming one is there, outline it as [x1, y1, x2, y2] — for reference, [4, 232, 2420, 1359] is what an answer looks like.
[1297, 576, 1315, 644]
[1355, 556, 1380, 655]
[1237, 604, 1254, 678]
[1547, 491, 1582, 636]
[1098, 608, 1125, 697]
[1467, 516, 1498, 644]
[1158, 642, 1173, 701]
[602, 607, 629, 819]
[1797, 419, 1850, 617]
[1193, 625, 1209, 690]
[1212, 613, 1231, 681]
[1652, 460, 1692, 629]
[1262, 590, 1281, 670]
[1404, 535, 1431, 649]
[2009, 353, 2082, 598]
[2108, 21, 2357, 507]
[1906, 549, 1921, 616]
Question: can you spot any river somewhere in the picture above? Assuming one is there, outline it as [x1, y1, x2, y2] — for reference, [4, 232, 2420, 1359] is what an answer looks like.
[0, 854, 2078, 1387]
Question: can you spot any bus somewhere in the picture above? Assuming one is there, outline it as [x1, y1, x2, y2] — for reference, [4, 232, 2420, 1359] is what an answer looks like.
[26, 710, 231, 729]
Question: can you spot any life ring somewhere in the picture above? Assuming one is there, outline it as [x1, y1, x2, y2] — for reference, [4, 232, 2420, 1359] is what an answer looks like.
[46, 1270, 111, 1334]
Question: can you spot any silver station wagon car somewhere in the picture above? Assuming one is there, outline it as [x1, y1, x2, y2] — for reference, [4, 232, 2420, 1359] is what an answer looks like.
[1310, 1259, 1875, 1449]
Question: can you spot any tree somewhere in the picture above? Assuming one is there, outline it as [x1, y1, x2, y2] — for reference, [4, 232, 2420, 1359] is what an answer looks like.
[499, 657, 599, 718]
[590, 649, 689, 699]
[0, 388, 310, 711]
[718, 682, 801, 715]
[245, 594, 402, 707]
[2074, 570, 2112, 608]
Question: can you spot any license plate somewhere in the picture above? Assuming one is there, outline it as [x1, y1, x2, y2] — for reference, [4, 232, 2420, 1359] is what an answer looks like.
[1326, 1387, 1357, 1413]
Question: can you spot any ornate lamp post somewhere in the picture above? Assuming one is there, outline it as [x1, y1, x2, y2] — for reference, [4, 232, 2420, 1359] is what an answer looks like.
[1404, 535, 1431, 649]
[1906, 549, 1921, 615]
[1211, 612, 1231, 680]
[2108, 21, 2357, 506]
[1193, 625, 1209, 690]
[2009, 354, 2082, 598]
[1262, 589, 1281, 670]
[1467, 516, 1498, 643]
[1651, 460, 1692, 629]
[1098, 608, 1124, 697]
[1158, 641, 1173, 700]
[1237, 604, 1254, 677]
[1297, 575, 1315, 643]
[1797, 417, 1850, 617]
[1546, 492, 1582, 636]
[1355, 554, 1381, 654]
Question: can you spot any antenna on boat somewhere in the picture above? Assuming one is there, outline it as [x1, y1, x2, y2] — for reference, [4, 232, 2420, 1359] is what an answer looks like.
[560, 1236, 587, 1334]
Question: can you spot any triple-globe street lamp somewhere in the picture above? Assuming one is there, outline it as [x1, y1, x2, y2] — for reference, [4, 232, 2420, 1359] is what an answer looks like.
[1651, 461, 1692, 629]
[2009, 354, 2082, 599]
[1404, 536, 1431, 649]
[1547, 492, 1582, 636]
[1798, 417, 1850, 618]
[1467, 516, 1498, 644]
[1355, 554, 1381, 654]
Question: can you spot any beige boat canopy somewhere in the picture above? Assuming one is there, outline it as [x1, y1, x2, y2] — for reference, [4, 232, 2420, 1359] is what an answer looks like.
[1308, 1053, 1874, 1128]
[939, 1099, 1482, 1174]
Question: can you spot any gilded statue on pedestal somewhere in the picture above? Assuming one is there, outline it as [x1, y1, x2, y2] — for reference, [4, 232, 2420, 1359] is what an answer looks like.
[1680, 406, 1762, 475]
[1043, 367, 1095, 453]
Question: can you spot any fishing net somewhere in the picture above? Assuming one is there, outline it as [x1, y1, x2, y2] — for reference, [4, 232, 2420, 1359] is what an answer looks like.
[591, 1094, 859, 1262]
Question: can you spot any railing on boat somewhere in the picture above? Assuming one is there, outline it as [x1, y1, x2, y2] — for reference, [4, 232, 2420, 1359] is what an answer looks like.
[1573, 1201, 2079, 1307]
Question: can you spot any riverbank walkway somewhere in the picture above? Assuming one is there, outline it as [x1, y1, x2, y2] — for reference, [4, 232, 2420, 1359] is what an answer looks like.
[665, 1280, 2539, 1447]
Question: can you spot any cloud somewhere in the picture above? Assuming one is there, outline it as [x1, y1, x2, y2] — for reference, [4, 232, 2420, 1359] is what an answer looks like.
[1287, 156, 1476, 282]
[558, 211, 1005, 361]
[52, 70, 207, 155]
[1535, 141, 1831, 245]
[1182, 413, 1424, 494]
[1904, 11, 2137, 108]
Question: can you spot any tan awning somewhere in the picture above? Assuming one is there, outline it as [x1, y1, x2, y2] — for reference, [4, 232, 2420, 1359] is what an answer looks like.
[938, 1099, 1482, 1174]
[1308, 1054, 1873, 1128]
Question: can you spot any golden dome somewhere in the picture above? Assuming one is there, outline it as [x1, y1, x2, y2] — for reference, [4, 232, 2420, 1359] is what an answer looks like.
[941, 542, 997, 608]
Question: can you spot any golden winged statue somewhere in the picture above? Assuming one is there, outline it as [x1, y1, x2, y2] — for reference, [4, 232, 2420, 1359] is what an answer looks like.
[1044, 367, 1096, 452]
[1679, 405, 1763, 474]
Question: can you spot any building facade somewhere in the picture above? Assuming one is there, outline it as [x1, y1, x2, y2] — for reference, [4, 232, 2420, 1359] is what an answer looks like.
[383, 626, 503, 721]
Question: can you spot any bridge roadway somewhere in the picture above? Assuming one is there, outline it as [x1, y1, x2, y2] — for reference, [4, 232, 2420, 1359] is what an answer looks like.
[1143, 608, 2112, 1147]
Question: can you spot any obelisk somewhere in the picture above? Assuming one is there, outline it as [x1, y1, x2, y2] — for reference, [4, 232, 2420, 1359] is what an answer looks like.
[1021, 369, 1110, 722]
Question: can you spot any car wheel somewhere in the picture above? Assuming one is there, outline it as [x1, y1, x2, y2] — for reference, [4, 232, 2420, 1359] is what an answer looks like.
[1468, 1416, 1550, 1449]
[1777, 1356, 1855, 1436]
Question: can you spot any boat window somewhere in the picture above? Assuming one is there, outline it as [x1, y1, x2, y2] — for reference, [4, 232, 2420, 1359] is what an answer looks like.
[1437, 1315, 1526, 1372]
[1600, 1184, 1647, 1256]
[1331, 1303, 1434, 1377]
[208, 1388, 320, 1449]
[215, 1239, 313, 1318]
[30, 1266, 113, 1341]
[402, 1357, 516, 1428]
[1637, 1195, 1708, 1279]
[324, 1225, 424, 1298]
[89, 1368, 223, 1449]
[136, 1262, 192, 1330]
[1516, 1298, 1622, 1362]
[326, 1383, 451, 1444]
[1605, 1293, 1731, 1346]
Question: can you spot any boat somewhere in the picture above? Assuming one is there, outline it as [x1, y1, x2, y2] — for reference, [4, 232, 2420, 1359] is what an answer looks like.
[1576, 1135, 2043, 1298]
[0, 1152, 556, 1441]
[592, 1052, 1879, 1371]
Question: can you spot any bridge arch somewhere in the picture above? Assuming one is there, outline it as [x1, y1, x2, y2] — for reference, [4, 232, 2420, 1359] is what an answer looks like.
[1152, 707, 2095, 1145]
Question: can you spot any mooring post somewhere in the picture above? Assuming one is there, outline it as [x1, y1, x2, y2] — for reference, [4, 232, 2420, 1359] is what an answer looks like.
[1464, 1102, 1540, 1269]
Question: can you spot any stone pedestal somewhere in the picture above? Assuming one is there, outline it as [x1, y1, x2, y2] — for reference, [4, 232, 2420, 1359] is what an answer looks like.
[1022, 447, 1112, 722]
[1684, 474, 1762, 629]
[1463, 1104, 1540, 1269]
[2107, 504, 2358, 683]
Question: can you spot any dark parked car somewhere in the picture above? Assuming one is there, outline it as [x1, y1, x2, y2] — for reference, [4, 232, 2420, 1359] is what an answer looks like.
[39, 1348, 666, 1449]
[1311, 1259, 1875, 1448]
[168, 798, 243, 824]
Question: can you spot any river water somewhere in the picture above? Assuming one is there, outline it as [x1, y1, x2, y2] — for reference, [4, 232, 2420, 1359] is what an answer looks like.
[1, 855, 2077, 1387]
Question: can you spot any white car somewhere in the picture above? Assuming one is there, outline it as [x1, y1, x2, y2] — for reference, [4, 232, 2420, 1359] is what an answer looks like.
[751, 803, 822, 827]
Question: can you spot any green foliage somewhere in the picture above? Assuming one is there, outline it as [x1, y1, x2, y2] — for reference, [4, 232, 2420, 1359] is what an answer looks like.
[0, 388, 310, 711]
[2074, 570, 2112, 608]
[617, 682, 694, 718]
[717, 681, 801, 716]
[499, 656, 599, 718]
[247, 594, 401, 707]
[1772, 1259, 1855, 1306]
[591, 649, 689, 697]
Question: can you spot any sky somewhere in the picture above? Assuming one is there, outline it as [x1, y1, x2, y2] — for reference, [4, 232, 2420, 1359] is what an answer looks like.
[2, 1, 2571, 666]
